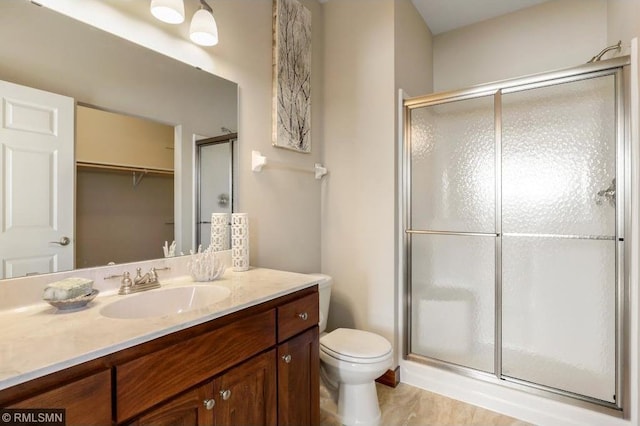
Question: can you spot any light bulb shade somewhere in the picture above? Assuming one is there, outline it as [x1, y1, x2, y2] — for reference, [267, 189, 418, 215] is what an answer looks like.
[190, 9, 219, 46]
[150, 0, 185, 24]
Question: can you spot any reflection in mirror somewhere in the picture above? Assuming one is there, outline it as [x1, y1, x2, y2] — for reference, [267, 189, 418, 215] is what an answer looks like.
[0, 1, 238, 279]
[76, 105, 175, 268]
[196, 134, 238, 250]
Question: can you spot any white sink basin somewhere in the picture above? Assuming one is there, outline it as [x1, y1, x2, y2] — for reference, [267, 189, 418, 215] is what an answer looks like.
[100, 285, 231, 319]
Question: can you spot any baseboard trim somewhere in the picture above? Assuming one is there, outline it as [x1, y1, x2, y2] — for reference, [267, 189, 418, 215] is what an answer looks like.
[376, 366, 400, 388]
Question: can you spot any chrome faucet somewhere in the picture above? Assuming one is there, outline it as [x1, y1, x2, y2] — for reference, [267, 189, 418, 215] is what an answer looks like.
[105, 267, 169, 295]
[132, 267, 162, 291]
[134, 267, 152, 285]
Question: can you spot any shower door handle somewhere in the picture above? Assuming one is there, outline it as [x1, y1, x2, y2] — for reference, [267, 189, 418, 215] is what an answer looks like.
[596, 178, 616, 207]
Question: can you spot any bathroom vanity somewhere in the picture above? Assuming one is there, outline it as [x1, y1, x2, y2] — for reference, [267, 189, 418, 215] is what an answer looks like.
[0, 268, 320, 425]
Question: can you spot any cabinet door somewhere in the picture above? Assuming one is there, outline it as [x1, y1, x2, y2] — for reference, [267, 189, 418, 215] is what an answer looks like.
[129, 383, 214, 426]
[9, 370, 111, 426]
[278, 327, 320, 426]
[213, 350, 277, 426]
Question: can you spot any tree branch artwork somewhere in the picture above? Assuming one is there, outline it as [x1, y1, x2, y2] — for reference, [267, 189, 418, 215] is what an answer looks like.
[272, 0, 311, 153]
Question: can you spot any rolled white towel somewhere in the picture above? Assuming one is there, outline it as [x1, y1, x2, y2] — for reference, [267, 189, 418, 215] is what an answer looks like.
[43, 277, 94, 301]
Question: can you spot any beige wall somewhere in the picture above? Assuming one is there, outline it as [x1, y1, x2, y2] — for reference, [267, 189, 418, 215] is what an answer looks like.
[76, 106, 174, 171]
[233, 0, 324, 272]
[321, 0, 432, 359]
[433, 0, 608, 92]
[394, 0, 434, 97]
[76, 170, 174, 268]
[321, 0, 395, 341]
[607, 0, 640, 54]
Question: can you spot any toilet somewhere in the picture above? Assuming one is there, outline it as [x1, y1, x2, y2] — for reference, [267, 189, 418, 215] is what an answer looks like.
[312, 274, 393, 426]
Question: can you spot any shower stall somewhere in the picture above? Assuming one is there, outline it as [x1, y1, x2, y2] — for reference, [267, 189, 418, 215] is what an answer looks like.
[402, 56, 630, 412]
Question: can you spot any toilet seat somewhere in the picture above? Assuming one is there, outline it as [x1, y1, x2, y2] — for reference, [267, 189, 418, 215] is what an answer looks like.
[320, 328, 392, 364]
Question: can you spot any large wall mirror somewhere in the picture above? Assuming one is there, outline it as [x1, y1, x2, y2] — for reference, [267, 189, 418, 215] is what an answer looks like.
[0, 1, 238, 279]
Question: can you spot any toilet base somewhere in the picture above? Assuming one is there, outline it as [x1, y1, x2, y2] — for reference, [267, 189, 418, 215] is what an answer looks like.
[338, 381, 381, 426]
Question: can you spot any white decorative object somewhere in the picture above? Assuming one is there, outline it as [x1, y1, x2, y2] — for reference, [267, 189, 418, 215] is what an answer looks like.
[231, 213, 250, 271]
[252, 150, 267, 172]
[163, 240, 177, 257]
[188, 246, 226, 282]
[210, 213, 230, 251]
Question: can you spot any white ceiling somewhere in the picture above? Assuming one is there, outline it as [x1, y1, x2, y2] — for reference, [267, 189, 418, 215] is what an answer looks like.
[411, 0, 549, 35]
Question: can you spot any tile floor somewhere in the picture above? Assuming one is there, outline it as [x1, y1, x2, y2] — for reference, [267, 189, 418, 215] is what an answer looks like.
[320, 382, 531, 426]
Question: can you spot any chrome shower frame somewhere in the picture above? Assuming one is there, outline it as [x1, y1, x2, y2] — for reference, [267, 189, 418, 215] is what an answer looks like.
[401, 56, 631, 417]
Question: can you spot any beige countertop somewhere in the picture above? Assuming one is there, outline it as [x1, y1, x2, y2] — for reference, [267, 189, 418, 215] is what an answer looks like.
[0, 267, 319, 391]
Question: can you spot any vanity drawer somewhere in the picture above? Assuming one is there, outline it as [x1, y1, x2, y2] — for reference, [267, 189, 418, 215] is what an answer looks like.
[9, 370, 111, 426]
[116, 309, 276, 422]
[277, 292, 319, 343]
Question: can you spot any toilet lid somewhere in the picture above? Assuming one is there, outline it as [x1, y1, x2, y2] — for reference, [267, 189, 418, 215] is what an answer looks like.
[320, 328, 392, 364]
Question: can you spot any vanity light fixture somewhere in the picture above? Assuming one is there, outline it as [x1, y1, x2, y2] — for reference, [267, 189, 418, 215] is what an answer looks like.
[150, 0, 185, 24]
[189, 0, 219, 46]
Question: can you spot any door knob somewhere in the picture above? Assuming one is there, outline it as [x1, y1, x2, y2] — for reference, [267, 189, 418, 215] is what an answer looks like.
[298, 312, 308, 320]
[220, 389, 231, 400]
[203, 399, 215, 410]
[49, 236, 70, 246]
[282, 354, 292, 364]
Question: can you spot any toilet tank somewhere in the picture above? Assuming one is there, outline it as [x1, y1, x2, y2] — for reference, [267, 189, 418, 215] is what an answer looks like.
[309, 273, 332, 333]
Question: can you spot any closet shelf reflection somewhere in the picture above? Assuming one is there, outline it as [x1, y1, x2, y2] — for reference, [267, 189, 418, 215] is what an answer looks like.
[76, 161, 174, 187]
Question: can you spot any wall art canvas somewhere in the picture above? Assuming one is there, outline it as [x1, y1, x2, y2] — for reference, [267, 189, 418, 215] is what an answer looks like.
[272, 0, 311, 153]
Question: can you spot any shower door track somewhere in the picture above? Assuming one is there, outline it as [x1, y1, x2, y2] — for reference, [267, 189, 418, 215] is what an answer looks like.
[402, 56, 630, 416]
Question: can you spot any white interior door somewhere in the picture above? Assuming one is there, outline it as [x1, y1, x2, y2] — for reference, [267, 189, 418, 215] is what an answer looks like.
[0, 80, 74, 279]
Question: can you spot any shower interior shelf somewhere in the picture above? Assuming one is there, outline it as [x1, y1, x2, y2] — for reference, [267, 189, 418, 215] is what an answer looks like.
[251, 150, 327, 179]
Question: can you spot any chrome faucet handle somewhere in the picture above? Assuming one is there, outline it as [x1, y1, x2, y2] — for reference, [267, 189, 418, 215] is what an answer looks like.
[134, 267, 149, 285]
[104, 271, 134, 293]
[149, 267, 159, 284]
[118, 272, 134, 295]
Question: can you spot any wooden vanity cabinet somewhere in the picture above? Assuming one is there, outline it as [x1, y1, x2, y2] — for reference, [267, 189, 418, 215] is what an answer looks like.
[115, 309, 276, 422]
[212, 349, 277, 426]
[129, 382, 214, 426]
[7, 369, 111, 426]
[127, 290, 320, 426]
[0, 286, 319, 426]
[130, 349, 277, 426]
[276, 292, 321, 426]
[278, 327, 320, 426]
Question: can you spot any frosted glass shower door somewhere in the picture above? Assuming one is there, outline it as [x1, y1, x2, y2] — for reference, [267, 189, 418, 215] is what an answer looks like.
[409, 95, 496, 373]
[501, 75, 618, 403]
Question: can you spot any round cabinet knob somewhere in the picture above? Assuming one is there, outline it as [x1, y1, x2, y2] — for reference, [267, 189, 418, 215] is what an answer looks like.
[203, 399, 215, 410]
[220, 389, 231, 400]
[282, 354, 292, 364]
[298, 312, 308, 321]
